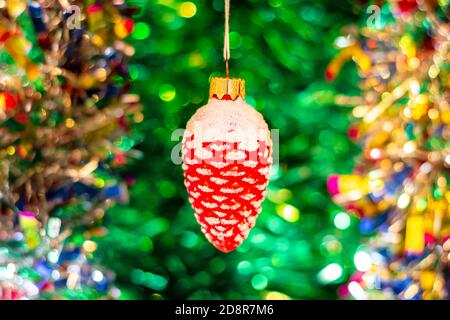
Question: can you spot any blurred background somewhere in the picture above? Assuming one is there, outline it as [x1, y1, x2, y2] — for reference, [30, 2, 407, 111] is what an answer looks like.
[96, 0, 365, 299]
[1, 0, 447, 300]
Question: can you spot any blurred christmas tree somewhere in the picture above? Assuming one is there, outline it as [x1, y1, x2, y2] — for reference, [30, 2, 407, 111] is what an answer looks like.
[98, 0, 364, 299]
[327, 0, 449, 299]
[0, 1, 141, 299]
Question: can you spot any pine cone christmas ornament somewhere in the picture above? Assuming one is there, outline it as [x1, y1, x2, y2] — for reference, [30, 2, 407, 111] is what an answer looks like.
[182, 77, 272, 252]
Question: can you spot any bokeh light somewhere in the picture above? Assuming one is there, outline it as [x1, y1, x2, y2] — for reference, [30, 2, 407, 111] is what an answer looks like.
[132, 22, 151, 40]
[159, 84, 177, 102]
[334, 212, 351, 230]
[178, 2, 197, 18]
[318, 263, 343, 284]
[353, 251, 372, 272]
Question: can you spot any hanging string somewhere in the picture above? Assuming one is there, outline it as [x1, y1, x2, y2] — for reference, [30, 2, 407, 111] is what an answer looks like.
[223, 0, 230, 77]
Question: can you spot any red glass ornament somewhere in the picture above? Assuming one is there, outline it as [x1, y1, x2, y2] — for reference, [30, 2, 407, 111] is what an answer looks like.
[182, 77, 272, 252]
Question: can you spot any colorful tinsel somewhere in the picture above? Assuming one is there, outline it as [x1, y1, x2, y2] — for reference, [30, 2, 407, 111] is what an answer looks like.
[328, 0, 449, 300]
[0, 1, 141, 299]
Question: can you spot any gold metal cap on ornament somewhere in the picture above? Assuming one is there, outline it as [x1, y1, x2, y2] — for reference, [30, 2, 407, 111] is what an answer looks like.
[209, 76, 246, 100]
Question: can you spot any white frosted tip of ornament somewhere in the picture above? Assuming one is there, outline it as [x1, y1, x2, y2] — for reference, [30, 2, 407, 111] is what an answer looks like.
[185, 97, 272, 152]
[197, 185, 214, 192]
[220, 187, 244, 194]
[220, 203, 240, 210]
[212, 195, 228, 202]
[210, 144, 228, 151]
[205, 217, 220, 225]
[190, 191, 200, 198]
[213, 210, 227, 217]
[239, 210, 252, 217]
[201, 201, 218, 208]
[220, 170, 245, 177]
[238, 223, 250, 233]
[225, 150, 246, 161]
[251, 200, 263, 208]
[186, 175, 199, 182]
[194, 148, 214, 159]
[243, 160, 258, 168]
[242, 177, 256, 184]
[221, 219, 238, 225]
[256, 184, 267, 190]
[185, 157, 199, 165]
[196, 168, 213, 176]
[210, 161, 228, 169]
[240, 193, 256, 200]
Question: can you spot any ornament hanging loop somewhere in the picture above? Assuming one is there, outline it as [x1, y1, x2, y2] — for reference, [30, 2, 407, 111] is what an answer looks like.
[225, 60, 229, 78]
[224, 0, 230, 77]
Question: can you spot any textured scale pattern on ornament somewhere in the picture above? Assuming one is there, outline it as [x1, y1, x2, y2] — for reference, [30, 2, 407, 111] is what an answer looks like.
[182, 96, 272, 252]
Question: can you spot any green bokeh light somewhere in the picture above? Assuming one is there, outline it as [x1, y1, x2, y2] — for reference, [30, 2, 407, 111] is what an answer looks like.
[132, 22, 152, 40]
[159, 84, 176, 102]
[251, 274, 269, 290]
